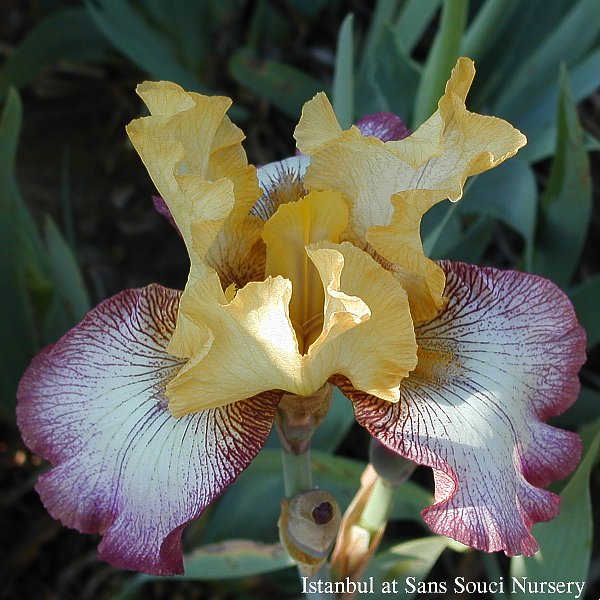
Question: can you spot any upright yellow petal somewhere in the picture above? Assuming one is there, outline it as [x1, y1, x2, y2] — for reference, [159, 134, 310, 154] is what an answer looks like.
[387, 57, 526, 183]
[127, 81, 263, 293]
[300, 58, 526, 239]
[135, 80, 196, 115]
[126, 120, 234, 263]
[294, 92, 349, 154]
[262, 190, 349, 352]
[307, 242, 417, 402]
[295, 58, 526, 321]
[131, 81, 232, 176]
[204, 113, 266, 289]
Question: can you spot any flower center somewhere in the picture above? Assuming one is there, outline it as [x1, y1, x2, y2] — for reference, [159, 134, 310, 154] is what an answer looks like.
[262, 190, 349, 354]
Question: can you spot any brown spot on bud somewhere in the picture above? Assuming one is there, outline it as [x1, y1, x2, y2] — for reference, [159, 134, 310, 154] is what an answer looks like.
[312, 501, 333, 524]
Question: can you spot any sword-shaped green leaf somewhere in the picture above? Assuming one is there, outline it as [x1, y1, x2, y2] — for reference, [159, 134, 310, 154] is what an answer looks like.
[532, 68, 592, 287]
[332, 14, 355, 129]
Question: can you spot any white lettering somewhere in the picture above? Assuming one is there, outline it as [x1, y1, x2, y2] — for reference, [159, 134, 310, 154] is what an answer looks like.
[511, 576, 527, 593]
[454, 577, 466, 593]
[381, 580, 398, 593]
[454, 578, 501, 594]
[302, 576, 583, 598]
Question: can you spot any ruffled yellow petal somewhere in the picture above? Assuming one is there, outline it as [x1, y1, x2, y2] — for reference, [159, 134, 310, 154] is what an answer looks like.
[388, 57, 526, 181]
[130, 82, 232, 187]
[262, 190, 349, 352]
[293, 92, 349, 154]
[308, 243, 370, 345]
[167, 274, 302, 415]
[166, 265, 223, 359]
[127, 81, 263, 291]
[299, 58, 527, 239]
[203, 110, 266, 289]
[294, 57, 526, 321]
[125, 125, 233, 276]
[307, 242, 417, 402]
[167, 240, 417, 415]
[366, 190, 446, 323]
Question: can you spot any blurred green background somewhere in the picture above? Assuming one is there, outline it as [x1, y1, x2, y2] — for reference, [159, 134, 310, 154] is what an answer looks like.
[1, 0, 599, 598]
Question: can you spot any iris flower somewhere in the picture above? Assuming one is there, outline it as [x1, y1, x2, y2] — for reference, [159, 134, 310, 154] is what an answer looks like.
[17, 58, 585, 576]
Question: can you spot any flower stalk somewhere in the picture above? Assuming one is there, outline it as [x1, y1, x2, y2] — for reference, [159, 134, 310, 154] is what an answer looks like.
[275, 386, 339, 597]
[281, 447, 313, 498]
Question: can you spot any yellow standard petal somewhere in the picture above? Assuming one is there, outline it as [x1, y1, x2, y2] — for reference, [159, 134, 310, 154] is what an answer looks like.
[366, 190, 447, 323]
[307, 242, 417, 402]
[262, 190, 349, 353]
[294, 57, 526, 322]
[293, 92, 347, 154]
[127, 81, 264, 291]
[127, 82, 268, 355]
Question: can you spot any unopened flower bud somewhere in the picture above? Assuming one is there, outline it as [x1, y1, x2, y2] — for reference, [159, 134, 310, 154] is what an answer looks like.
[369, 438, 416, 485]
[330, 465, 384, 583]
[278, 489, 341, 576]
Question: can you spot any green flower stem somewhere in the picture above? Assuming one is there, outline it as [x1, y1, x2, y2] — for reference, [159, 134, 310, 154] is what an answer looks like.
[276, 390, 337, 599]
[281, 447, 313, 498]
[280, 449, 337, 600]
[412, 0, 469, 128]
[358, 477, 394, 535]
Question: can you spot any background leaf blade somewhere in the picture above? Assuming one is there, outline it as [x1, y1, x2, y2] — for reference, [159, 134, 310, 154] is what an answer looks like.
[531, 68, 592, 287]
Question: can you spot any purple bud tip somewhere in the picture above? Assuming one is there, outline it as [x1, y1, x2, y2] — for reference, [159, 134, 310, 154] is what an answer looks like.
[152, 196, 181, 237]
[356, 112, 411, 142]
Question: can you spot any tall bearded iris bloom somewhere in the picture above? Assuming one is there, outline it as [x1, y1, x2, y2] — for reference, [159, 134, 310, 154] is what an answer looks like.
[17, 58, 585, 575]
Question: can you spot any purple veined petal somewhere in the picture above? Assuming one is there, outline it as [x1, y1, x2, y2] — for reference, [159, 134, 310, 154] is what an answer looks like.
[336, 261, 585, 556]
[17, 285, 281, 575]
[355, 112, 411, 142]
[152, 195, 181, 237]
